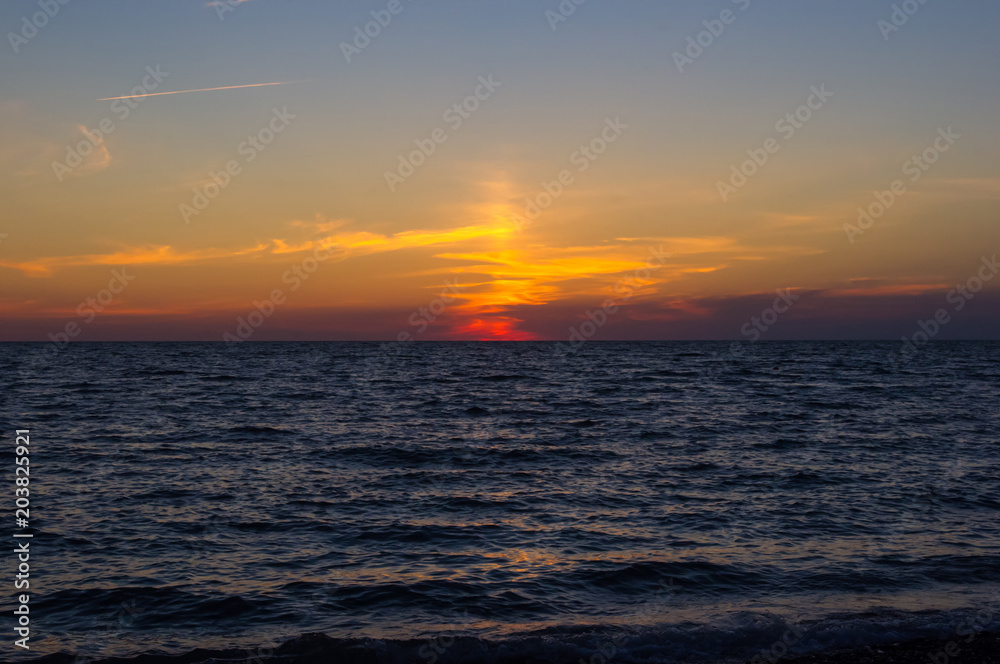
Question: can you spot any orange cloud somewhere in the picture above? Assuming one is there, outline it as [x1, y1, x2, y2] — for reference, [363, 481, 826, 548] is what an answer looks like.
[0, 224, 512, 277]
[0, 243, 270, 278]
[826, 283, 951, 297]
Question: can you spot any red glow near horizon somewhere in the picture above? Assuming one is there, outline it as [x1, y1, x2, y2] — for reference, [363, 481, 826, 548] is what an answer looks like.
[452, 317, 539, 341]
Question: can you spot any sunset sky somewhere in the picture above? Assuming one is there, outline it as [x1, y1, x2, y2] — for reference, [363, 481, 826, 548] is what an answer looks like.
[2, 0, 999, 341]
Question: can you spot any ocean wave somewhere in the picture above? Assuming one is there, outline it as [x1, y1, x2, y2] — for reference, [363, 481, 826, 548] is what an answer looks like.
[19, 606, 1000, 664]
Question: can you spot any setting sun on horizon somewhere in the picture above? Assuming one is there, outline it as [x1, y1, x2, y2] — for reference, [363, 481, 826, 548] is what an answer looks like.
[2, 0, 999, 343]
[4, 4, 1000, 664]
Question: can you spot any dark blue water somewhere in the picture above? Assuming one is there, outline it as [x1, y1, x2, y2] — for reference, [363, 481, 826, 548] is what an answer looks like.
[1, 342, 999, 663]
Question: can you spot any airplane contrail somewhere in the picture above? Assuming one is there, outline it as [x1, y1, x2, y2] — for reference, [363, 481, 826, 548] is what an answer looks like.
[97, 80, 306, 101]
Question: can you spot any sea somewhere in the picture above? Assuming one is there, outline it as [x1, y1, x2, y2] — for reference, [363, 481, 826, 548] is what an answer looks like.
[1, 341, 998, 664]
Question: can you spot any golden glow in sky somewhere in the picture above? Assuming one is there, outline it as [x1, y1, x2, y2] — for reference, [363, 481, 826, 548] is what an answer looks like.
[2, 1, 999, 341]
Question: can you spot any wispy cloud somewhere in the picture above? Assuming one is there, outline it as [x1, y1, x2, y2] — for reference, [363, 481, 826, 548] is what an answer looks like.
[0, 224, 512, 277]
[72, 124, 111, 176]
[0, 244, 271, 277]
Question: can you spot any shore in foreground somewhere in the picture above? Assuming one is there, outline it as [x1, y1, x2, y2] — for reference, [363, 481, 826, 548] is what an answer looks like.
[17, 630, 1000, 664]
